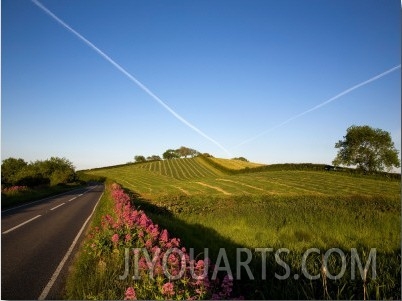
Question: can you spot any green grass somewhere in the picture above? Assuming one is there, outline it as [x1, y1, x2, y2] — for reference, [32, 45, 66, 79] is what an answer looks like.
[65, 181, 117, 300]
[87, 158, 400, 198]
[77, 158, 401, 299]
[209, 157, 265, 170]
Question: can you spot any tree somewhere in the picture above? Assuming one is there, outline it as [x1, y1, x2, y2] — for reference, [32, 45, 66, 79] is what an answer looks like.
[232, 157, 249, 162]
[147, 155, 162, 161]
[177, 146, 199, 158]
[332, 125, 400, 173]
[1, 158, 28, 185]
[134, 155, 147, 163]
[188, 148, 199, 158]
[38, 157, 75, 186]
[202, 153, 213, 157]
[163, 149, 180, 160]
[1, 156, 75, 187]
[177, 146, 191, 158]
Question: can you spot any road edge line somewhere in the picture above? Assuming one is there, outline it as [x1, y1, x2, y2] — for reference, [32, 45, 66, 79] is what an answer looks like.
[38, 188, 104, 300]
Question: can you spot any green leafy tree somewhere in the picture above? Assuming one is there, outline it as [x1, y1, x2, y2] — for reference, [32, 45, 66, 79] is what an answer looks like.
[177, 146, 199, 158]
[202, 153, 213, 157]
[44, 157, 75, 185]
[163, 149, 180, 160]
[177, 146, 191, 158]
[188, 148, 199, 158]
[232, 157, 249, 162]
[134, 155, 147, 163]
[147, 155, 162, 161]
[332, 125, 400, 172]
[2, 156, 75, 187]
[1, 158, 28, 185]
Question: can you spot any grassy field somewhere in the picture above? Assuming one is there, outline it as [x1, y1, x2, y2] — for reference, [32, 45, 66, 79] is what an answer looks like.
[79, 157, 401, 299]
[209, 157, 265, 170]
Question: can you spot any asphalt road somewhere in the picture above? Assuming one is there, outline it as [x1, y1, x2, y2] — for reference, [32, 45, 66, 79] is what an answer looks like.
[1, 184, 104, 300]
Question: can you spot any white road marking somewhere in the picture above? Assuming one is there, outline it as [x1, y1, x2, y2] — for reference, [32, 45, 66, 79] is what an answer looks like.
[38, 191, 103, 300]
[1, 188, 85, 213]
[50, 203, 65, 211]
[1, 185, 100, 235]
[2, 215, 42, 234]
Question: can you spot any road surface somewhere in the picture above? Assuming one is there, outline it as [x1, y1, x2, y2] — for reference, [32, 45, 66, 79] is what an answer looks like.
[1, 184, 104, 299]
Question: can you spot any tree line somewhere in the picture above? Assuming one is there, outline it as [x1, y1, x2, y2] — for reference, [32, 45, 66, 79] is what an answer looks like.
[1, 157, 76, 187]
[134, 146, 201, 163]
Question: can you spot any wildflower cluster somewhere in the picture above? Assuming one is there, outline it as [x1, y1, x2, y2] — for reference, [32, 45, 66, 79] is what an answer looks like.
[86, 183, 237, 300]
[2, 185, 29, 194]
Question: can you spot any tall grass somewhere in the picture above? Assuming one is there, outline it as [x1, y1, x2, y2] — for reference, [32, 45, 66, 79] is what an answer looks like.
[76, 159, 401, 299]
[141, 193, 401, 299]
[65, 182, 238, 300]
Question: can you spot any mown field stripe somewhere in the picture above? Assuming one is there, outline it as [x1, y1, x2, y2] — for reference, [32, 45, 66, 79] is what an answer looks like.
[177, 159, 195, 179]
[165, 159, 174, 178]
[171, 159, 187, 180]
[186, 158, 209, 177]
[194, 181, 232, 195]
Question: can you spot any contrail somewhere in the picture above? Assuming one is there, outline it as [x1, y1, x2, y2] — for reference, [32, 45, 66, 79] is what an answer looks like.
[234, 64, 401, 148]
[31, 0, 232, 156]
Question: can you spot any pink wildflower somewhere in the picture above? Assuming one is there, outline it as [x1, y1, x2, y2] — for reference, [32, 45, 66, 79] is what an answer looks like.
[170, 238, 180, 247]
[161, 282, 175, 296]
[159, 229, 169, 243]
[218, 274, 233, 298]
[124, 287, 137, 300]
[145, 239, 153, 248]
[138, 257, 148, 271]
[125, 234, 132, 243]
[111, 233, 119, 244]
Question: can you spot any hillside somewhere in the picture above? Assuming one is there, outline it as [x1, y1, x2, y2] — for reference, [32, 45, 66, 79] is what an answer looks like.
[79, 156, 401, 299]
[133, 157, 224, 180]
[84, 157, 400, 199]
[209, 157, 265, 170]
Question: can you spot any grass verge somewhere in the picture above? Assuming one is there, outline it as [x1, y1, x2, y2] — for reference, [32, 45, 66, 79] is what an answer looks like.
[64, 180, 115, 299]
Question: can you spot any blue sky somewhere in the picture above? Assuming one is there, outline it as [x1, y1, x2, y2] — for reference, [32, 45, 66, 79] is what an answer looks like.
[2, 0, 400, 170]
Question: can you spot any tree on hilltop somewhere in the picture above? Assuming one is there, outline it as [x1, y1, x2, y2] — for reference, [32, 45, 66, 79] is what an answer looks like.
[163, 149, 180, 160]
[332, 125, 400, 173]
[134, 155, 147, 163]
[177, 146, 199, 158]
[147, 155, 162, 161]
[232, 157, 249, 162]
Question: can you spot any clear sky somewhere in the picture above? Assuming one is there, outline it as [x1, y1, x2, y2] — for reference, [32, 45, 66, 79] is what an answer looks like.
[2, 0, 401, 171]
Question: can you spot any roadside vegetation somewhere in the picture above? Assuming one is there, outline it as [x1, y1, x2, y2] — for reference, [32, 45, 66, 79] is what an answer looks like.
[66, 182, 240, 300]
[73, 153, 400, 299]
[1, 157, 84, 209]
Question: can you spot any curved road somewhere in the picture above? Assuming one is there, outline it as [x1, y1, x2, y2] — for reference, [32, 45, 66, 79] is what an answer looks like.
[1, 184, 104, 300]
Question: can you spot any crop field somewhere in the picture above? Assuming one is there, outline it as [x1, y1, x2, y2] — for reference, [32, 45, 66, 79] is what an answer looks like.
[87, 157, 399, 199]
[82, 157, 401, 299]
[209, 157, 265, 170]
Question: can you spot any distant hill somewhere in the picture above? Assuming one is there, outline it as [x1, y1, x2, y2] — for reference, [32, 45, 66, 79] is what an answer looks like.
[209, 157, 265, 170]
